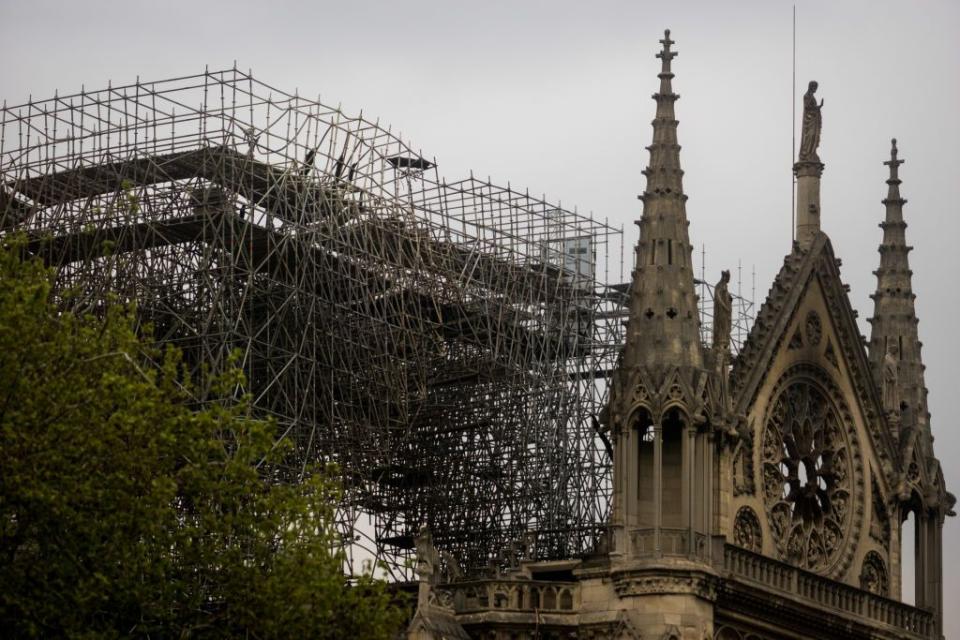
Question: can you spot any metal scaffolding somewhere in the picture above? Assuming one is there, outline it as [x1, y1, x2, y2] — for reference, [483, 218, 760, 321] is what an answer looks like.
[0, 68, 627, 578]
[0, 68, 753, 579]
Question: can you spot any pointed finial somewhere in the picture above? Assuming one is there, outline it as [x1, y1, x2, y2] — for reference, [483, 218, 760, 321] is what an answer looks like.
[657, 29, 677, 66]
[885, 137, 904, 167]
[884, 137, 904, 180]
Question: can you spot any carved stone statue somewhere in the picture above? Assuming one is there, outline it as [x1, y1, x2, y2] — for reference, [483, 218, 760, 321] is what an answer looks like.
[415, 525, 439, 580]
[798, 80, 824, 163]
[882, 341, 900, 415]
[414, 525, 441, 607]
[712, 270, 732, 356]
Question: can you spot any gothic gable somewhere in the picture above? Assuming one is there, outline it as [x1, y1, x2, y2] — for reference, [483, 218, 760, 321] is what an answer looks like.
[727, 233, 899, 586]
[731, 234, 898, 471]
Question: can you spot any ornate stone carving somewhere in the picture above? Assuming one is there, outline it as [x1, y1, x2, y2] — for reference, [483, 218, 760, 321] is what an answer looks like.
[882, 341, 900, 415]
[439, 550, 463, 582]
[733, 234, 898, 481]
[612, 571, 718, 601]
[859, 551, 888, 596]
[415, 525, 441, 585]
[798, 80, 823, 163]
[824, 340, 839, 369]
[668, 382, 684, 401]
[733, 506, 763, 553]
[713, 270, 733, 358]
[907, 460, 921, 484]
[430, 587, 454, 608]
[631, 383, 651, 408]
[788, 329, 803, 350]
[805, 311, 822, 347]
[869, 475, 890, 545]
[761, 366, 861, 577]
[732, 438, 755, 496]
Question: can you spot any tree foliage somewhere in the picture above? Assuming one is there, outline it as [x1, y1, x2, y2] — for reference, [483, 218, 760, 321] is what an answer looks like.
[0, 239, 408, 638]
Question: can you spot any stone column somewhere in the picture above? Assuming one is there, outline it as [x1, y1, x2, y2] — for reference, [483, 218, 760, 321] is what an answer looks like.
[921, 513, 943, 637]
[933, 519, 943, 638]
[794, 160, 824, 248]
[890, 504, 901, 600]
[611, 423, 625, 556]
[627, 423, 638, 529]
[915, 514, 927, 608]
[717, 433, 732, 535]
[705, 431, 715, 560]
[653, 423, 663, 556]
[686, 425, 696, 557]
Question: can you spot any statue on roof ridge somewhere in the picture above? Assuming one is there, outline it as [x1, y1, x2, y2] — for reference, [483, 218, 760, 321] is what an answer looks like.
[713, 269, 732, 359]
[798, 80, 824, 163]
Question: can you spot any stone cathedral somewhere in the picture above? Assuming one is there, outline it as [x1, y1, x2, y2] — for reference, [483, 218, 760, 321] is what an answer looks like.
[406, 31, 954, 640]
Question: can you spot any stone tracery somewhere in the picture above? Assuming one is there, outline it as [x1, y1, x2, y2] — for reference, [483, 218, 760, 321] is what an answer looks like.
[805, 311, 823, 346]
[859, 551, 888, 596]
[733, 507, 763, 553]
[869, 475, 890, 545]
[761, 369, 858, 575]
[732, 439, 754, 496]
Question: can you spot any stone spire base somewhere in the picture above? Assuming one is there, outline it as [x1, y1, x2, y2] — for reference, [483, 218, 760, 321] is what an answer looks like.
[794, 159, 824, 248]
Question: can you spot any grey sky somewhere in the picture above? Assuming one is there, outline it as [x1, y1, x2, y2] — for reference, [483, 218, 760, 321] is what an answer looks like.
[2, 0, 957, 633]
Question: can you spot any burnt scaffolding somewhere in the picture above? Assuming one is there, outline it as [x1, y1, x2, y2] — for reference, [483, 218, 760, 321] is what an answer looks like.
[0, 68, 753, 579]
[0, 68, 628, 578]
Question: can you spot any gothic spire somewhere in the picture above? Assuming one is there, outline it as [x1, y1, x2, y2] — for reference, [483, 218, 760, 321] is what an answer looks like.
[867, 139, 928, 444]
[621, 29, 703, 371]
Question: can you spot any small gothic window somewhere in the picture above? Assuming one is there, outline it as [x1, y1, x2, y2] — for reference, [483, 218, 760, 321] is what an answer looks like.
[543, 587, 557, 610]
[559, 589, 573, 610]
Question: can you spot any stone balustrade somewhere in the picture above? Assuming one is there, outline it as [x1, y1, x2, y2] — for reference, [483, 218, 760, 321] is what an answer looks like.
[439, 544, 933, 638]
[723, 544, 935, 638]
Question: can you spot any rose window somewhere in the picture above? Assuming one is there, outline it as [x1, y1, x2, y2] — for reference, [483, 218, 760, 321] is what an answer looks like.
[762, 377, 853, 574]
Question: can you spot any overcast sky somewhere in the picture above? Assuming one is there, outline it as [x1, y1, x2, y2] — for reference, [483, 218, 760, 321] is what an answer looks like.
[2, 0, 957, 632]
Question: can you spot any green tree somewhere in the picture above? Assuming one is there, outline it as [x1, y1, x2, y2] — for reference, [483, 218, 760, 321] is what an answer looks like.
[0, 238, 408, 638]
